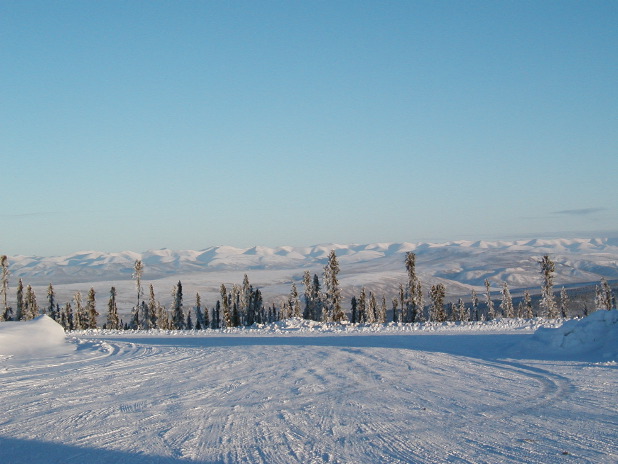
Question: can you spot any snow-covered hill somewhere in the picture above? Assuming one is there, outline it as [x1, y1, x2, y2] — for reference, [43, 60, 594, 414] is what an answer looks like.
[6, 238, 618, 290]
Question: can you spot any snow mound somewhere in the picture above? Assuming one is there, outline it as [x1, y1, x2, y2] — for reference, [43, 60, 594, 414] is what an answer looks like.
[531, 310, 618, 360]
[0, 315, 68, 358]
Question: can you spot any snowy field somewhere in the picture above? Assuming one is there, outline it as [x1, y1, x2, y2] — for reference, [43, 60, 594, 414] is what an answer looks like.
[1, 313, 617, 464]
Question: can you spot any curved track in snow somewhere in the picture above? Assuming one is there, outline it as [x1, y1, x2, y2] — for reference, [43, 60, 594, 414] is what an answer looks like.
[1, 332, 616, 463]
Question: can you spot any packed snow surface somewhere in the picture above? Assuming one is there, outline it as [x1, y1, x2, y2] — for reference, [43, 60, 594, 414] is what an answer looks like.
[1, 314, 616, 463]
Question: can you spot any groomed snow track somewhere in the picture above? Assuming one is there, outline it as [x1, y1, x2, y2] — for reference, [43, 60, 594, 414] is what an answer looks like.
[1, 329, 616, 463]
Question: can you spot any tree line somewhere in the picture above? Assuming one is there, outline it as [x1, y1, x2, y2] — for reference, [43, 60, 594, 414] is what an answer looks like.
[0, 251, 615, 331]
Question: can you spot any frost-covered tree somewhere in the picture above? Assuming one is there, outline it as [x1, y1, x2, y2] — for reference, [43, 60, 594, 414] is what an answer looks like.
[500, 282, 514, 319]
[106, 286, 120, 330]
[429, 283, 446, 322]
[146, 284, 158, 329]
[1, 255, 9, 320]
[172, 281, 185, 329]
[404, 252, 421, 323]
[324, 250, 345, 322]
[595, 278, 615, 311]
[16, 278, 24, 321]
[456, 298, 469, 322]
[74, 291, 86, 330]
[289, 283, 301, 318]
[357, 287, 367, 323]
[377, 296, 387, 323]
[392, 297, 399, 323]
[415, 280, 425, 322]
[24, 284, 38, 320]
[559, 287, 569, 318]
[186, 308, 194, 330]
[522, 290, 533, 318]
[156, 302, 169, 330]
[63, 301, 74, 330]
[539, 255, 558, 318]
[350, 296, 358, 323]
[470, 289, 479, 321]
[194, 292, 205, 330]
[46, 283, 56, 318]
[484, 279, 495, 321]
[85, 287, 98, 329]
[220, 284, 231, 328]
[133, 259, 144, 310]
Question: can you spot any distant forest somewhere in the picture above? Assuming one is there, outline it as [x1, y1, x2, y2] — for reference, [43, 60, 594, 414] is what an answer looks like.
[0, 252, 615, 331]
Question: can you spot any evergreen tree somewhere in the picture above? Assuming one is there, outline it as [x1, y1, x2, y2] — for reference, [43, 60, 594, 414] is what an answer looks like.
[595, 278, 615, 310]
[522, 290, 533, 318]
[289, 283, 301, 318]
[456, 298, 469, 322]
[302, 271, 313, 319]
[500, 282, 514, 318]
[133, 259, 144, 311]
[470, 289, 479, 321]
[415, 280, 425, 322]
[85, 287, 98, 329]
[484, 279, 495, 320]
[350, 296, 358, 324]
[377, 296, 387, 323]
[156, 302, 169, 330]
[24, 284, 39, 320]
[404, 252, 421, 323]
[186, 309, 194, 330]
[398, 283, 406, 323]
[539, 255, 558, 318]
[16, 278, 24, 321]
[559, 286, 569, 318]
[1, 255, 10, 320]
[106, 286, 120, 330]
[392, 297, 399, 323]
[212, 300, 221, 329]
[324, 250, 345, 322]
[367, 292, 377, 324]
[146, 284, 158, 329]
[195, 292, 205, 330]
[63, 301, 74, 330]
[312, 274, 323, 321]
[220, 284, 232, 328]
[46, 283, 56, 318]
[429, 283, 446, 322]
[172, 281, 185, 329]
[73, 291, 86, 330]
[357, 287, 367, 323]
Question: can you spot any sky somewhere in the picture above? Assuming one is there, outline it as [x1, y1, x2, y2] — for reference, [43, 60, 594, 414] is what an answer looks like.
[1, 1, 617, 257]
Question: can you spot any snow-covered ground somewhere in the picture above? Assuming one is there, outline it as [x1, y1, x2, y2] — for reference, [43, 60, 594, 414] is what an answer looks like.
[0, 313, 616, 463]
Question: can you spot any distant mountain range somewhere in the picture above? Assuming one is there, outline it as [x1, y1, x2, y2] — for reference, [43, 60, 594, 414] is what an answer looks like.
[7, 238, 618, 295]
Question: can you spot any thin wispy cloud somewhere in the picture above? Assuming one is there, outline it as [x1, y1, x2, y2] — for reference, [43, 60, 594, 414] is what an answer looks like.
[0, 212, 62, 219]
[552, 208, 606, 216]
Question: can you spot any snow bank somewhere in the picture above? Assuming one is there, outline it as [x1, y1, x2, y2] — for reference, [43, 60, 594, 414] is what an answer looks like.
[0, 315, 68, 358]
[531, 309, 618, 360]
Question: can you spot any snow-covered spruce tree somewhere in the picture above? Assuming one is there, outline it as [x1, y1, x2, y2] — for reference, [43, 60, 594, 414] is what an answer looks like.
[156, 302, 169, 330]
[220, 284, 232, 328]
[302, 271, 312, 320]
[595, 278, 615, 310]
[398, 283, 406, 323]
[289, 283, 301, 318]
[24, 284, 38, 320]
[500, 282, 514, 319]
[133, 259, 144, 311]
[212, 300, 221, 329]
[404, 252, 420, 323]
[429, 283, 446, 322]
[470, 289, 479, 321]
[366, 292, 377, 324]
[1, 255, 9, 320]
[350, 296, 358, 324]
[324, 250, 345, 322]
[456, 298, 469, 322]
[522, 290, 533, 318]
[186, 309, 194, 330]
[484, 279, 495, 321]
[172, 281, 185, 330]
[63, 301, 74, 330]
[73, 291, 86, 330]
[16, 278, 24, 321]
[146, 284, 158, 329]
[85, 287, 98, 329]
[415, 280, 425, 322]
[559, 287, 569, 318]
[241, 274, 251, 323]
[377, 296, 387, 323]
[539, 255, 558, 318]
[194, 293, 205, 330]
[46, 283, 56, 319]
[106, 286, 120, 330]
[392, 297, 399, 323]
[357, 287, 367, 323]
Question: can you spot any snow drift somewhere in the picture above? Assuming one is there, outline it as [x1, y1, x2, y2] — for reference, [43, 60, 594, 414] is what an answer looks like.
[531, 309, 618, 360]
[0, 315, 68, 357]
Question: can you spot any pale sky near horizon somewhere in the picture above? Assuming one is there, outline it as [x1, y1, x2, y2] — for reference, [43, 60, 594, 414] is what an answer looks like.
[2, 1, 617, 257]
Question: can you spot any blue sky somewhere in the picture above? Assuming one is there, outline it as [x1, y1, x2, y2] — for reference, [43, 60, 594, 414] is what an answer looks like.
[2, 1, 617, 256]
